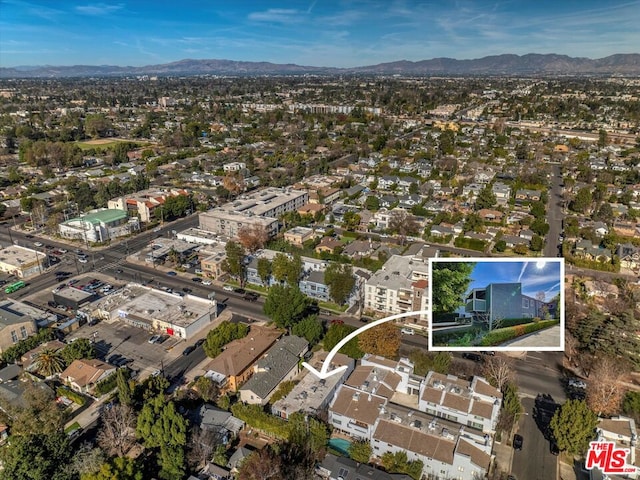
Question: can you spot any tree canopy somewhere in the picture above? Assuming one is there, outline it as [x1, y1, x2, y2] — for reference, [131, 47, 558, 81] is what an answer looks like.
[358, 323, 401, 358]
[431, 262, 475, 314]
[550, 399, 598, 456]
[324, 263, 356, 305]
[263, 284, 309, 329]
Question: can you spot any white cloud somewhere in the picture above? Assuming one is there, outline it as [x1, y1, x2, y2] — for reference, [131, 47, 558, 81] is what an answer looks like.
[75, 3, 124, 16]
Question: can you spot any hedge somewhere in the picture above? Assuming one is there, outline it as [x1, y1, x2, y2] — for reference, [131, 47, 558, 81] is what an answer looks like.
[480, 320, 559, 346]
[454, 237, 487, 251]
[231, 403, 289, 439]
[56, 386, 87, 406]
[498, 318, 535, 328]
[94, 368, 129, 396]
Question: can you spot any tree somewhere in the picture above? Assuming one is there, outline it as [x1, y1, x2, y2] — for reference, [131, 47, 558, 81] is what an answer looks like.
[194, 376, 219, 402]
[598, 129, 608, 148]
[0, 432, 72, 480]
[84, 114, 112, 138]
[324, 263, 356, 305]
[570, 187, 593, 214]
[388, 209, 419, 245]
[475, 184, 496, 210]
[323, 322, 363, 359]
[530, 218, 550, 236]
[342, 211, 361, 231]
[622, 391, 640, 423]
[81, 457, 143, 480]
[238, 224, 269, 253]
[586, 357, 627, 416]
[116, 368, 134, 406]
[203, 321, 249, 358]
[271, 253, 302, 286]
[380, 451, 423, 480]
[0, 381, 66, 436]
[481, 356, 514, 391]
[97, 404, 137, 457]
[409, 350, 451, 376]
[136, 395, 188, 480]
[69, 444, 106, 478]
[291, 315, 324, 345]
[60, 338, 96, 366]
[33, 348, 65, 377]
[530, 234, 544, 251]
[358, 323, 401, 358]
[236, 445, 283, 480]
[263, 284, 309, 330]
[257, 257, 272, 286]
[550, 399, 598, 456]
[431, 262, 475, 314]
[222, 241, 246, 287]
[187, 426, 221, 471]
[348, 440, 372, 464]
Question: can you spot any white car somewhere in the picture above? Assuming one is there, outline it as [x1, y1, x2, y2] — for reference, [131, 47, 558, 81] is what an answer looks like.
[568, 378, 587, 389]
[223, 285, 234, 291]
[34, 241, 43, 247]
[401, 328, 415, 335]
[78, 257, 88, 263]
[202, 280, 212, 285]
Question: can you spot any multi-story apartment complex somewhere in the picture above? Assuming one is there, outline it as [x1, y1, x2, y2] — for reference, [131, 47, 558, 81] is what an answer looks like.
[199, 187, 308, 240]
[108, 188, 189, 222]
[327, 355, 499, 480]
[364, 254, 430, 321]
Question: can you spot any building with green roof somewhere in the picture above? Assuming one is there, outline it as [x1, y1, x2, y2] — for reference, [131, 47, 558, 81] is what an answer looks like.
[59, 209, 140, 243]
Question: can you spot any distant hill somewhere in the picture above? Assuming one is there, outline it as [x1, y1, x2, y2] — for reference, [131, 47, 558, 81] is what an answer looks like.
[2, 53, 639, 78]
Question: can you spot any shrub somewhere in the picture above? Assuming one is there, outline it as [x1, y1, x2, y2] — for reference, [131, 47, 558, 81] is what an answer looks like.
[95, 369, 129, 396]
[480, 320, 558, 346]
[56, 386, 86, 406]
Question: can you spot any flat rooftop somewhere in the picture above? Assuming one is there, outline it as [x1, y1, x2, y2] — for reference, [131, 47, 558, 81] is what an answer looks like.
[0, 244, 47, 268]
[95, 284, 215, 328]
[55, 286, 95, 302]
[0, 299, 55, 326]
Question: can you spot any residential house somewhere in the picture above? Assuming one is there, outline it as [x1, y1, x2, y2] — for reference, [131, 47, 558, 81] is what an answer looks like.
[342, 239, 379, 260]
[196, 404, 245, 441]
[618, 243, 640, 271]
[315, 237, 342, 254]
[272, 352, 354, 419]
[593, 221, 609, 237]
[328, 384, 388, 440]
[462, 183, 483, 201]
[203, 326, 282, 392]
[477, 209, 503, 222]
[238, 335, 308, 405]
[21, 340, 66, 372]
[0, 300, 38, 354]
[317, 454, 413, 480]
[492, 182, 511, 206]
[589, 416, 638, 480]
[398, 194, 423, 209]
[60, 359, 115, 394]
[515, 189, 541, 204]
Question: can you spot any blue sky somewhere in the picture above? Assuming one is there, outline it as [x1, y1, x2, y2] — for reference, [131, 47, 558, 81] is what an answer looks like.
[1, 0, 639, 68]
[467, 260, 562, 302]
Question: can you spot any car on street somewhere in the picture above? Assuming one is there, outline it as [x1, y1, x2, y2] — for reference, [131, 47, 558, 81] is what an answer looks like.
[166, 271, 177, 276]
[243, 292, 258, 302]
[195, 338, 205, 347]
[34, 241, 43, 247]
[115, 268, 123, 273]
[78, 257, 88, 263]
[513, 434, 523, 451]
[191, 277, 202, 283]
[233, 288, 245, 294]
[550, 441, 560, 456]
[107, 354, 122, 365]
[182, 345, 196, 356]
[462, 352, 483, 362]
[568, 378, 587, 389]
[223, 285, 234, 291]
[400, 328, 415, 335]
[182, 287, 192, 293]
[202, 280, 212, 285]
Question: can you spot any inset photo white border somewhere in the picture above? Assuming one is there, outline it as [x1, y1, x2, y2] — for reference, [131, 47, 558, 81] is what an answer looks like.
[428, 257, 564, 352]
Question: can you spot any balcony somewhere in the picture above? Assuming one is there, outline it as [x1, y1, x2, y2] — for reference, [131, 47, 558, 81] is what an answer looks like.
[466, 299, 486, 312]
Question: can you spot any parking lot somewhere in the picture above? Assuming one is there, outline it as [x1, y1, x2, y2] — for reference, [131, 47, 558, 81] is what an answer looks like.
[69, 318, 186, 378]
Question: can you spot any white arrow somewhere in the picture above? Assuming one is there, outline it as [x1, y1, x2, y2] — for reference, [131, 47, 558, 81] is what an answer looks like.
[302, 310, 430, 380]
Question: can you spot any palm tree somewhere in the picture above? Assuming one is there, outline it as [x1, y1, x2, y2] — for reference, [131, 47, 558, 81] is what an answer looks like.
[33, 348, 65, 377]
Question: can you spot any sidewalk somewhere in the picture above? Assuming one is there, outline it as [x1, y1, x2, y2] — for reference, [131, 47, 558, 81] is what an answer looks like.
[499, 325, 562, 348]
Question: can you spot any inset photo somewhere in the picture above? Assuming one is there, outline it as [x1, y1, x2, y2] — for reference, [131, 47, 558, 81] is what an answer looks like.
[429, 258, 564, 351]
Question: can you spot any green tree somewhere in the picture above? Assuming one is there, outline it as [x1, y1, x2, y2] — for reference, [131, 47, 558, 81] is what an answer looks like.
[323, 322, 363, 359]
[324, 263, 356, 305]
[598, 129, 608, 148]
[571, 187, 593, 214]
[117, 368, 134, 406]
[380, 451, 423, 480]
[409, 350, 451, 376]
[365, 195, 380, 210]
[257, 257, 272, 286]
[475, 184, 496, 210]
[263, 285, 309, 329]
[493, 240, 507, 252]
[33, 348, 65, 377]
[136, 395, 188, 480]
[530, 234, 544, 251]
[81, 457, 143, 480]
[431, 262, 475, 314]
[622, 391, 640, 422]
[530, 218, 550, 236]
[203, 321, 249, 358]
[550, 399, 598, 456]
[271, 253, 302, 285]
[0, 432, 72, 480]
[291, 315, 324, 345]
[60, 338, 96, 366]
[348, 440, 372, 464]
[221, 241, 246, 287]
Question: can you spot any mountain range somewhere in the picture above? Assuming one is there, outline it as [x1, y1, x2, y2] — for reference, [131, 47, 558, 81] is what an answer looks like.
[2, 53, 639, 78]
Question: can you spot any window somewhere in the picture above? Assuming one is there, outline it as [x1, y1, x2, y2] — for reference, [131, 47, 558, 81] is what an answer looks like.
[20, 326, 27, 338]
[458, 466, 465, 472]
[523, 297, 529, 308]
[11, 331, 18, 343]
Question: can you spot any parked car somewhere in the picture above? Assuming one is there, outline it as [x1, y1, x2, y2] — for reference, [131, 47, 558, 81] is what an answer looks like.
[462, 352, 483, 362]
[107, 354, 122, 365]
[166, 271, 177, 276]
[182, 287, 193, 293]
[243, 292, 258, 302]
[148, 335, 162, 344]
[550, 441, 560, 456]
[202, 280, 212, 285]
[34, 241, 43, 247]
[182, 345, 196, 356]
[233, 288, 245, 294]
[400, 327, 415, 335]
[513, 434, 523, 451]
[568, 378, 587, 389]
[223, 285, 234, 291]
[195, 338, 205, 347]
[191, 277, 202, 283]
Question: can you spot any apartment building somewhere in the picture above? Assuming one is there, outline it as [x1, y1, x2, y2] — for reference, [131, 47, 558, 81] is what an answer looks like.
[108, 188, 190, 222]
[364, 254, 429, 321]
[199, 187, 308, 240]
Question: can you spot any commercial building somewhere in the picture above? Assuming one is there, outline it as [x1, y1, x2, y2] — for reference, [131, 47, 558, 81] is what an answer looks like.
[53, 285, 96, 310]
[0, 244, 48, 279]
[92, 284, 217, 339]
[108, 188, 190, 223]
[198, 187, 308, 240]
[59, 209, 140, 243]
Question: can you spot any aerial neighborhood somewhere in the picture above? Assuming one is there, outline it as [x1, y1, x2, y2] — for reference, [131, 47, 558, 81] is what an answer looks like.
[0, 72, 638, 480]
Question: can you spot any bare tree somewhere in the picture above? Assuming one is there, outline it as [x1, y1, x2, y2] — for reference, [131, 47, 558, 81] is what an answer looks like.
[586, 357, 628, 416]
[237, 224, 269, 253]
[69, 443, 106, 477]
[564, 332, 579, 367]
[188, 426, 222, 471]
[97, 404, 137, 457]
[481, 355, 514, 391]
[388, 209, 420, 246]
